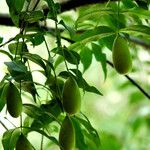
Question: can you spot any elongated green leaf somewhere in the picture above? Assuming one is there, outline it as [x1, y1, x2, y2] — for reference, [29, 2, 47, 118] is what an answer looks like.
[59, 70, 102, 95]
[59, 20, 75, 38]
[120, 25, 150, 37]
[0, 82, 7, 111]
[8, 42, 28, 55]
[72, 117, 87, 150]
[0, 50, 13, 60]
[76, 114, 101, 149]
[23, 103, 61, 128]
[122, 7, 150, 20]
[76, 8, 114, 24]
[2, 128, 21, 150]
[21, 11, 44, 23]
[23, 104, 42, 119]
[91, 43, 107, 80]
[52, 47, 80, 65]
[23, 53, 46, 71]
[74, 26, 114, 42]
[5, 61, 27, 73]
[30, 33, 45, 46]
[6, 0, 24, 27]
[69, 26, 115, 50]
[80, 47, 92, 72]
[23, 126, 59, 146]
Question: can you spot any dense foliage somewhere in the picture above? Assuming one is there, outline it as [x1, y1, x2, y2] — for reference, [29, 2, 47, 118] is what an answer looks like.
[0, 0, 150, 149]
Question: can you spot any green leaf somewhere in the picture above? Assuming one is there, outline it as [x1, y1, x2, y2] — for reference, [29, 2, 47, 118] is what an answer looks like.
[6, 0, 25, 13]
[23, 103, 61, 128]
[6, 0, 24, 27]
[91, 43, 107, 80]
[76, 114, 101, 149]
[74, 26, 114, 42]
[52, 47, 80, 65]
[24, 127, 59, 146]
[122, 7, 150, 20]
[0, 82, 7, 112]
[76, 8, 114, 25]
[0, 37, 3, 44]
[0, 50, 13, 60]
[23, 53, 46, 71]
[15, 0, 25, 12]
[120, 25, 150, 37]
[69, 26, 115, 50]
[21, 11, 44, 23]
[72, 117, 87, 150]
[80, 47, 92, 72]
[5, 61, 27, 73]
[45, 0, 56, 20]
[30, 33, 45, 46]
[8, 42, 28, 55]
[31, 100, 62, 128]
[23, 104, 42, 119]
[59, 69, 103, 95]
[2, 128, 21, 150]
[59, 20, 75, 38]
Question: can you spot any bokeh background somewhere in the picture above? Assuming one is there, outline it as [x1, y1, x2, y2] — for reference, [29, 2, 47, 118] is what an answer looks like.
[0, 0, 150, 150]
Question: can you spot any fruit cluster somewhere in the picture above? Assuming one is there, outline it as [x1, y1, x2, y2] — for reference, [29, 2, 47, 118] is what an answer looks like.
[59, 77, 81, 150]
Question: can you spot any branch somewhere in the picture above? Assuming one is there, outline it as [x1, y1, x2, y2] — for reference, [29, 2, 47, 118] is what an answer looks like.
[0, 0, 117, 26]
[106, 60, 150, 100]
[57, 34, 150, 100]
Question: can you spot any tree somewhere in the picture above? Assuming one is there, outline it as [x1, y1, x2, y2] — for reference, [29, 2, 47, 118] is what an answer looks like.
[0, 0, 150, 149]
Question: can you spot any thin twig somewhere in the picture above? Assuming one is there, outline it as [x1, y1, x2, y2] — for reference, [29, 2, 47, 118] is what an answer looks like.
[0, 120, 8, 130]
[106, 60, 150, 99]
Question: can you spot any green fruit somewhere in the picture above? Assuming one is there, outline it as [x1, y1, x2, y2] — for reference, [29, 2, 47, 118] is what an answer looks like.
[6, 82, 22, 118]
[59, 116, 75, 150]
[16, 134, 33, 150]
[62, 77, 81, 115]
[0, 82, 8, 111]
[112, 36, 132, 74]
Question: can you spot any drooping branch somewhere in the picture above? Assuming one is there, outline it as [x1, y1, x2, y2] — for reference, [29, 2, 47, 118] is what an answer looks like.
[106, 60, 150, 100]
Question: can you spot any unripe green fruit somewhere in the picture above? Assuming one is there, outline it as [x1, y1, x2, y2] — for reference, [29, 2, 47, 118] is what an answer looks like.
[112, 36, 132, 74]
[16, 134, 32, 150]
[59, 116, 75, 150]
[62, 77, 81, 115]
[6, 82, 22, 118]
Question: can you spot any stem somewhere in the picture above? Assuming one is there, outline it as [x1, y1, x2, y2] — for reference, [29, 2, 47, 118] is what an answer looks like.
[4, 117, 16, 127]
[0, 120, 8, 130]
[40, 129, 44, 150]
[32, 0, 40, 11]
[106, 60, 150, 99]
[117, 0, 120, 35]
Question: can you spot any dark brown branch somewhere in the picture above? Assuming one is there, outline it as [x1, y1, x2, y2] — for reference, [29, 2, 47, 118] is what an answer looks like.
[106, 60, 150, 100]
[60, 0, 117, 12]
[0, 0, 118, 27]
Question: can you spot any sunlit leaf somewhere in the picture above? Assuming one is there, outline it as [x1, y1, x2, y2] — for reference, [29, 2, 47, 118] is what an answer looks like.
[80, 47, 93, 72]
[2, 128, 21, 150]
[23, 53, 46, 71]
[122, 7, 150, 20]
[72, 117, 87, 150]
[91, 43, 107, 80]
[120, 25, 150, 37]
[8, 42, 28, 55]
[76, 114, 101, 149]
